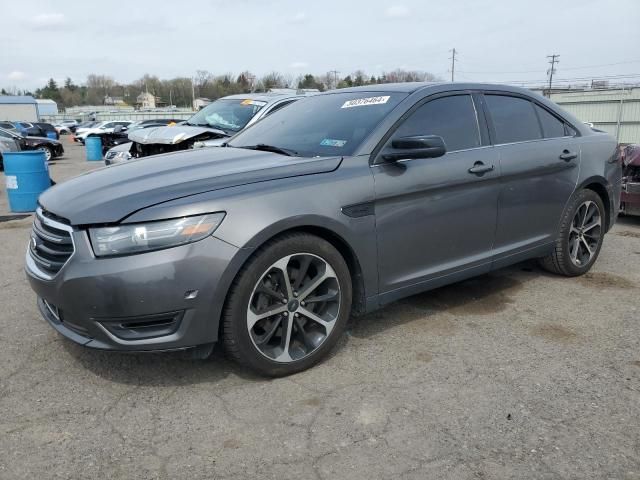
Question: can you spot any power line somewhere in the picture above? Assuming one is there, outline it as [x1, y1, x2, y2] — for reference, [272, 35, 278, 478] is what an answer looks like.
[457, 60, 640, 75]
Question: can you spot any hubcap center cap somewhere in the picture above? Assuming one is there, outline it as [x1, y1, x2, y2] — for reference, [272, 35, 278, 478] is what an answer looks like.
[287, 299, 300, 312]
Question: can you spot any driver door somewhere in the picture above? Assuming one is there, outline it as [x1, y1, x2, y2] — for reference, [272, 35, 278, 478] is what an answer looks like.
[372, 93, 500, 301]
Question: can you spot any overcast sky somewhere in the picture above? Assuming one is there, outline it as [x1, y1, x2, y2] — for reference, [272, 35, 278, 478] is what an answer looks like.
[2, 0, 639, 90]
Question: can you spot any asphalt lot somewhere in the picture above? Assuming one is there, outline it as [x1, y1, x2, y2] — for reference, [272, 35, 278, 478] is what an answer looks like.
[1, 141, 639, 479]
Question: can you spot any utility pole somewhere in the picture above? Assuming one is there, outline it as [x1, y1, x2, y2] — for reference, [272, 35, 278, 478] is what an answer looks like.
[191, 78, 196, 111]
[329, 70, 340, 89]
[449, 48, 457, 82]
[546, 54, 559, 97]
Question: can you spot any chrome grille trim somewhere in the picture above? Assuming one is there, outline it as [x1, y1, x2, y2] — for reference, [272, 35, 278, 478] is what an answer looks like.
[26, 207, 76, 280]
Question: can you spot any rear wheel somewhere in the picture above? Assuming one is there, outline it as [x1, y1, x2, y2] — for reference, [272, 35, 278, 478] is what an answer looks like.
[222, 233, 352, 376]
[539, 189, 605, 276]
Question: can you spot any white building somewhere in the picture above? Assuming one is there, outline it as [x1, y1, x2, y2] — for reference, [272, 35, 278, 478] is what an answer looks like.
[0, 96, 39, 121]
[36, 99, 58, 116]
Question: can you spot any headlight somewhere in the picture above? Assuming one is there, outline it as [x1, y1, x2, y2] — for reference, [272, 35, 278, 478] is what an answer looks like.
[89, 213, 225, 257]
[109, 150, 132, 162]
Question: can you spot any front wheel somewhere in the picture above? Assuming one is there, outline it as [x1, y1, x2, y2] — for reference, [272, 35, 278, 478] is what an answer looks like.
[222, 233, 352, 376]
[539, 189, 606, 276]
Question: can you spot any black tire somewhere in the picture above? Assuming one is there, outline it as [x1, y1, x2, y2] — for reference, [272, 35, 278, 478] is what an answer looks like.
[539, 189, 606, 276]
[222, 233, 352, 377]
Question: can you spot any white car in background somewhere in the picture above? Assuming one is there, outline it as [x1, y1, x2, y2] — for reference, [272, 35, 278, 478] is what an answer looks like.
[54, 120, 79, 135]
[74, 120, 133, 144]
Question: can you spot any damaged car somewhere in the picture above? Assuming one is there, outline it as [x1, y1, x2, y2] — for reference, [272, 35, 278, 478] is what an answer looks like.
[621, 144, 640, 217]
[26, 83, 621, 376]
[104, 91, 312, 164]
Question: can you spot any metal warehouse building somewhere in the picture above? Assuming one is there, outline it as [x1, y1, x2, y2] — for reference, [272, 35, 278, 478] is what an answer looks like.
[0, 96, 39, 122]
[549, 87, 640, 144]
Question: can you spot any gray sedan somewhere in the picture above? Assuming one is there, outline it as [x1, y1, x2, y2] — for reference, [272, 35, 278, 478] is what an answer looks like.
[26, 82, 621, 376]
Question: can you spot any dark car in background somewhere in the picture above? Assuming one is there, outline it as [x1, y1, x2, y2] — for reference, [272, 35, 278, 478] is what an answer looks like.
[0, 126, 64, 161]
[30, 122, 60, 140]
[26, 83, 620, 376]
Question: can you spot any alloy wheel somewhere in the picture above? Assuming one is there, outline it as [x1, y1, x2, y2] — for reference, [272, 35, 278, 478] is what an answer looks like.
[568, 200, 602, 267]
[39, 147, 52, 161]
[247, 253, 341, 363]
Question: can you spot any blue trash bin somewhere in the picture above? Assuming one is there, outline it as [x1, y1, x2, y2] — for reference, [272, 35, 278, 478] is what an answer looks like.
[3, 151, 51, 212]
[85, 136, 102, 161]
[46, 131, 58, 140]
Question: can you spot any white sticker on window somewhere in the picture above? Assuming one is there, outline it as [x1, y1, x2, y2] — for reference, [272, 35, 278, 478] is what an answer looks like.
[341, 96, 390, 109]
[6, 175, 18, 189]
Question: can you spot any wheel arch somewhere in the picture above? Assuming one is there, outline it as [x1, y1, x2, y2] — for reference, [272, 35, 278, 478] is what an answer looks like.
[577, 176, 612, 232]
[213, 217, 369, 342]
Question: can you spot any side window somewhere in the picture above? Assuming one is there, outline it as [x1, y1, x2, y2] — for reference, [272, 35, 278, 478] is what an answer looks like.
[394, 95, 481, 152]
[264, 100, 297, 117]
[535, 104, 566, 138]
[0, 130, 12, 139]
[485, 95, 542, 144]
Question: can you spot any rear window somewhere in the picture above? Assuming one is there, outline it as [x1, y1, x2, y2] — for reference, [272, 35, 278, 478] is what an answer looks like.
[535, 105, 566, 138]
[485, 95, 542, 144]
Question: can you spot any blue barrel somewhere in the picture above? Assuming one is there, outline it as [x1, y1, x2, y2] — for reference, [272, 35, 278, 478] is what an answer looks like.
[46, 131, 58, 140]
[85, 136, 102, 161]
[3, 151, 51, 212]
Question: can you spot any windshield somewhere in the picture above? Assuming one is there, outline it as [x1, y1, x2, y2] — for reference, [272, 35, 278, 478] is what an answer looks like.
[228, 92, 406, 157]
[187, 98, 266, 133]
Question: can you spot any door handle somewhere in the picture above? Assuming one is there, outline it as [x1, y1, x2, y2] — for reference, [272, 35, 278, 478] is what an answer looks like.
[468, 162, 495, 175]
[559, 150, 578, 161]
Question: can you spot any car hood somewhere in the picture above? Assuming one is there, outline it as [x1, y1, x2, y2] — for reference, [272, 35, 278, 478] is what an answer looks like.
[128, 125, 227, 145]
[39, 147, 342, 225]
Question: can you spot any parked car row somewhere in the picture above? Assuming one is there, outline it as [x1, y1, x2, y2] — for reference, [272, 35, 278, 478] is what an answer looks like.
[0, 125, 64, 168]
[0, 121, 60, 140]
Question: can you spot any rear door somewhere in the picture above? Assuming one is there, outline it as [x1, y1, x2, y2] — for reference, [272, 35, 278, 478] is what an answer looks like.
[483, 93, 581, 263]
[373, 92, 500, 298]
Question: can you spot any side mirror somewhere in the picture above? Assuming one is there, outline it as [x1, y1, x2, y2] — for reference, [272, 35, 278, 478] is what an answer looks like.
[113, 125, 125, 133]
[381, 135, 446, 162]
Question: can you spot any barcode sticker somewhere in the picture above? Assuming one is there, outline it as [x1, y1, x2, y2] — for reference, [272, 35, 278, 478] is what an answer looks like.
[341, 96, 390, 109]
[6, 175, 18, 189]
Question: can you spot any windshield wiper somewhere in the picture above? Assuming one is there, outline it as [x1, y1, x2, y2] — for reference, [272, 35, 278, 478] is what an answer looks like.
[238, 144, 298, 157]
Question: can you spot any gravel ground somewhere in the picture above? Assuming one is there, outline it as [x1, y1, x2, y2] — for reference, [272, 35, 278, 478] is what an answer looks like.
[1, 142, 639, 479]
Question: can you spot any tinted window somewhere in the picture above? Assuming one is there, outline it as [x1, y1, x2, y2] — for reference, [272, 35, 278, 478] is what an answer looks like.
[229, 92, 406, 157]
[394, 95, 480, 152]
[485, 95, 542, 144]
[265, 99, 297, 117]
[535, 105, 566, 138]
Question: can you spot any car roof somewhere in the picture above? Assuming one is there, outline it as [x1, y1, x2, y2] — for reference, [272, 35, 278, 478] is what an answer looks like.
[324, 82, 545, 98]
[220, 91, 314, 104]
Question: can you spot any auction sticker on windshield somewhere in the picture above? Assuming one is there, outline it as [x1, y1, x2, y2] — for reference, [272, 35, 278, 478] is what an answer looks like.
[341, 96, 390, 109]
[320, 139, 347, 147]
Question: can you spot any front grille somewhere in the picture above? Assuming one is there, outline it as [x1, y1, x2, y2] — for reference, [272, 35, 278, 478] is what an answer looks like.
[29, 208, 74, 277]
